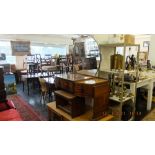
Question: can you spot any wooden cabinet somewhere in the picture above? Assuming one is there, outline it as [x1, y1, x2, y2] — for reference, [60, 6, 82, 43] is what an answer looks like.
[0, 66, 7, 102]
[55, 74, 110, 120]
[75, 78, 110, 120]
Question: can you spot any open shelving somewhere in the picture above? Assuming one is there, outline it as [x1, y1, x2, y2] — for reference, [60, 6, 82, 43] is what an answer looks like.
[99, 43, 140, 120]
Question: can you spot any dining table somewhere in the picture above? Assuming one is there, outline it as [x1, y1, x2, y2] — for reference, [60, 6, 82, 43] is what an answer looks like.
[21, 72, 53, 95]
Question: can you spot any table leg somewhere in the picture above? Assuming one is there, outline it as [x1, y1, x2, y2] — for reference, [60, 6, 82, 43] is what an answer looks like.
[48, 108, 52, 121]
[129, 83, 136, 104]
[27, 79, 30, 96]
[22, 81, 25, 92]
[48, 84, 51, 101]
[32, 79, 35, 90]
[147, 82, 153, 110]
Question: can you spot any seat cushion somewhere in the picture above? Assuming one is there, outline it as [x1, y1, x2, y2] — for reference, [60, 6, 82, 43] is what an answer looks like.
[0, 109, 22, 121]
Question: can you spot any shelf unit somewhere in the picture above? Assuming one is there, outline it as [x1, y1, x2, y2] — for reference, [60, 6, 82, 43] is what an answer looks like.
[109, 95, 134, 103]
[99, 43, 140, 120]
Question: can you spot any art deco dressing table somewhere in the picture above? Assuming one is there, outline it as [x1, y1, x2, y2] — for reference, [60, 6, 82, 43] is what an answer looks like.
[49, 73, 110, 120]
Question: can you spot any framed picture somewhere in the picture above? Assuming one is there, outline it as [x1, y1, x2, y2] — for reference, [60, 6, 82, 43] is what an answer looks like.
[11, 41, 31, 56]
[74, 42, 85, 57]
[143, 41, 150, 47]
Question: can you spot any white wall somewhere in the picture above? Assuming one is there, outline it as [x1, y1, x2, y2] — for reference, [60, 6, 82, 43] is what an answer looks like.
[149, 34, 155, 66]
[0, 34, 73, 45]
[135, 35, 150, 52]
[16, 56, 27, 70]
[93, 34, 110, 44]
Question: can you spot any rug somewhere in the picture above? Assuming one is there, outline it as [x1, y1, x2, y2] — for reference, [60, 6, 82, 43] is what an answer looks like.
[8, 95, 47, 121]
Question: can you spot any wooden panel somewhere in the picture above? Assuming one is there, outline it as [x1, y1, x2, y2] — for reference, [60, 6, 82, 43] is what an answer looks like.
[94, 84, 110, 97]
[0, 76, 4, 82]
[0, 83, 5, 90]
[83, 84, 93, 96]
[0, 67, 7, 102]
[0, 67, 4, 74]
[55, 90, 76, 100]
[74, 78, 109, 97]
[0, 90, 7, 101]
[55, 90, 85, 118]
[57, 78, 74, 93]
[74, 83, 84, 97]
[92, 85, 110, 119]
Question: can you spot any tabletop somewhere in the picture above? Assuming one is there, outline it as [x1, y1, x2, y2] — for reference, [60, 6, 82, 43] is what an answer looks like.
[21, 72, 51, 79]
[55, 73, 92, 82]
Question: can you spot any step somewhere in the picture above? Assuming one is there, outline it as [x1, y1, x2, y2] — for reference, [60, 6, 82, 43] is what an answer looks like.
[55, 90, 76, 100]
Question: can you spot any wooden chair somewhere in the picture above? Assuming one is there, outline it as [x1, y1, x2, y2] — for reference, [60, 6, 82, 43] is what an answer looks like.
[38, 78, 48, 104]
[41, 60, 58, 75]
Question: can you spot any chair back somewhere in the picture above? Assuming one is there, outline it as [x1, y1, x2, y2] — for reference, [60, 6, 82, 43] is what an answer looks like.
[38, 78, 48, 92]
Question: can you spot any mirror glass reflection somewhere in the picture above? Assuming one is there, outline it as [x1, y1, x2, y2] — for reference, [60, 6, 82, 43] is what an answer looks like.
[71, 35, 101, 73]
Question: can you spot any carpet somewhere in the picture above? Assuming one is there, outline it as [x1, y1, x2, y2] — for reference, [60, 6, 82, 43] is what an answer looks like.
[8, 95, 47, 121]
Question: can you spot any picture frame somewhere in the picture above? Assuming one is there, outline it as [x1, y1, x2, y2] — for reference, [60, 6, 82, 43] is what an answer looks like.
[143, 41, 150, 47]
[11, 41, 31, 56]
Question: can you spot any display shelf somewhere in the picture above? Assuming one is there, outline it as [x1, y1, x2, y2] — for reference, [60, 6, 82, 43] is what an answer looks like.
[99, 42, 140, 121]
[100, 69, 136, 74]
[109, 95, 134, 103]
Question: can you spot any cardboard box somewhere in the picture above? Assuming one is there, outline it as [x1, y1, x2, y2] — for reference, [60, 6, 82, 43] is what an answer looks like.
[107, 34, 135, 44]
[124, 35, 135, 44]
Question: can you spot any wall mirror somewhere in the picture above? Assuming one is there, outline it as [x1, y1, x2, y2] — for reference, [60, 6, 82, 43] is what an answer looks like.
[71, 35, 101, 75]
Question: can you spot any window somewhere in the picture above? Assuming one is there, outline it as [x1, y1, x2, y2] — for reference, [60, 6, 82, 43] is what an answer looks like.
[0, 41, 12, 55]
[0, 41, 16, 64]
[85, 38, 99, 58]
[0, 41, 68, 65]
[31, 43, 68, 57]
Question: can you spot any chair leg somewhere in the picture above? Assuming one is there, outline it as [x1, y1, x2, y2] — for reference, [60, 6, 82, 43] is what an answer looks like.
[40, 92, 45, 104]
[43, 92, 47, 104]
[45, 92, 48, 104]
[40, 92, 43, 103]
[43, 95, 45, 104]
